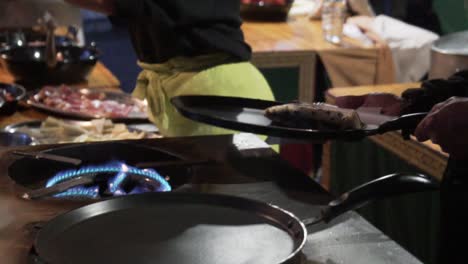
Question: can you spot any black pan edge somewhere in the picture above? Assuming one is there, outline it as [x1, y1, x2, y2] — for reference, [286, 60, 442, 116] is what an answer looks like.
[171, 95, 368, 141]
[35, 192, 307, 264]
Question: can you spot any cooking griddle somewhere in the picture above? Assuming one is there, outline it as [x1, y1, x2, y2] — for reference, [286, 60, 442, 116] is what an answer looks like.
[171, 96, 427, 141]
[35, 193, 305, 264]
[34, 173, 439, 264]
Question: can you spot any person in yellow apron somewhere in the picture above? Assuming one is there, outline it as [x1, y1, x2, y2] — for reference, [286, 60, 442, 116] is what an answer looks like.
[66, 0, 275, 137]
[134, 54, 274, 137]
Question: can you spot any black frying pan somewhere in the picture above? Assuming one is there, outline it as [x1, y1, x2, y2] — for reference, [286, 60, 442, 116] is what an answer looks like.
[171, 96, 427, 141]
[0, 44, 98, 87]
[35, 173, 439, 264]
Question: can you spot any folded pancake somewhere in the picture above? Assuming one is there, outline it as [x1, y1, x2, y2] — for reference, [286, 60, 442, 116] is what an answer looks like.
[264, 102, 364, 130]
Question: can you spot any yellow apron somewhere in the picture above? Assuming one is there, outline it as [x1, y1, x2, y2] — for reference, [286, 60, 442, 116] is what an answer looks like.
[133, 54, 275, 137]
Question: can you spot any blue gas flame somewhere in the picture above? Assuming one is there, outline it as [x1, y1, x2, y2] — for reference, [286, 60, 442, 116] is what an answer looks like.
[54, 186, 100, 199]
[46, 161, 129, 187]
[108, 169, 129, 194]
[45, 161, 171, 199]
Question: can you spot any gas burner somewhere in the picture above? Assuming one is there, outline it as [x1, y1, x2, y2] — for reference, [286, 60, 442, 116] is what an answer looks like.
[45, 161, 171, 199]
[9, 142, 208, 200]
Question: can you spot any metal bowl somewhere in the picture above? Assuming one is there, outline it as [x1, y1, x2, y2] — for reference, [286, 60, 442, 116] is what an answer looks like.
[0, 131, 34, 147]
[0, 43, 98, 88]
[240, 0, 295, 21]
[0, 28, 73, 50]
[0, 83, 27, 116]
[429, 30, 468, 79]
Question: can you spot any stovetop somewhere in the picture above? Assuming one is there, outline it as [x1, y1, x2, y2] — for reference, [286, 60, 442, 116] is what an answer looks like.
[0, 134, 423, 264]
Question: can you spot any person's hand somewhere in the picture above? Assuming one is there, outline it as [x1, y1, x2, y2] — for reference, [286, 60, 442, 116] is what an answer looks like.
[335, 93, 402, 116]
[415, 97, 468, 159]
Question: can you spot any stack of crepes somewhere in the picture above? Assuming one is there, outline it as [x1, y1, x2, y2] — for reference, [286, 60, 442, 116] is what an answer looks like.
[15, 117, 159, 144]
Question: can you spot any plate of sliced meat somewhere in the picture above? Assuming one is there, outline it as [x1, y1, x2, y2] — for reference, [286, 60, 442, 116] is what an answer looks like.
[171, 95, 428, 141]
[28, 85, 149, 122]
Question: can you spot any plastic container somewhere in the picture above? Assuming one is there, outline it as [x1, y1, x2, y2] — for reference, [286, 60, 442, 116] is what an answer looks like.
[322, 0, 347, 44]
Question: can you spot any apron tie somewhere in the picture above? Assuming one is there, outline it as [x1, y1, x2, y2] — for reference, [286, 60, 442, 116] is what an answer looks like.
[132, 54, 275, 137]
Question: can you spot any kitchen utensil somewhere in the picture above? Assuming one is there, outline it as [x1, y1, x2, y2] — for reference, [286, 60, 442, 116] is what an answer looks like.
[34, 173, 438, 264]
[22, 176, 95, 200]
[171, 95, 427, 141]
[134, 159, 216, 169]
[0, 43, 98, 87]
[43, 12, 58, 68]
[8, 142, 187, 189]
[0, 28, 73, 49]
[11, 151, 82, 166]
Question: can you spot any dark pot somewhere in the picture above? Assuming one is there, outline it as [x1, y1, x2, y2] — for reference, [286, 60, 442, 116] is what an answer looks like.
[0, 43, 98, 88]
[0, 28, 73, 50]
[240, 0, 295, 22]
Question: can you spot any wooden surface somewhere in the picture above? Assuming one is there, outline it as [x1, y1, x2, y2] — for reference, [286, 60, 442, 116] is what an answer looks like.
[243, 18, 373, 53]
[243, 18, 378, 103]
[86, 62, 121, 88]
[0, 62, 120, 89]
[324, 83, 448, 182]
[0, 62, 121, 127]
[326, 82, 421, 98]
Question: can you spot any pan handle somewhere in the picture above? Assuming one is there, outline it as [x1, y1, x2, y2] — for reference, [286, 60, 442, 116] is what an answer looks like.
[377, 113, 428, 139]
[319, 173, 439, 224]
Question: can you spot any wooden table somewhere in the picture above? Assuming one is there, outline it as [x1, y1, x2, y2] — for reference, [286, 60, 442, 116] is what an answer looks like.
[323, 83, 448, 185]
[243, 18, 379, 103]
[0, 62, 121, 128]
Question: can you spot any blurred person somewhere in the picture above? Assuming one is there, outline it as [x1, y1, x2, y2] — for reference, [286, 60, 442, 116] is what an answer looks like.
[64, 0, 275, 137]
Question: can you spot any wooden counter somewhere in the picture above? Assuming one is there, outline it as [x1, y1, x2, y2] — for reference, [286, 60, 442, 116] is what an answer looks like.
[243, 19, 338, 53]
[243, 18, 380, 103]
[0, 62, 121, 127]
[0, 62, 120, 89]
[324, 83, 448, 183]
